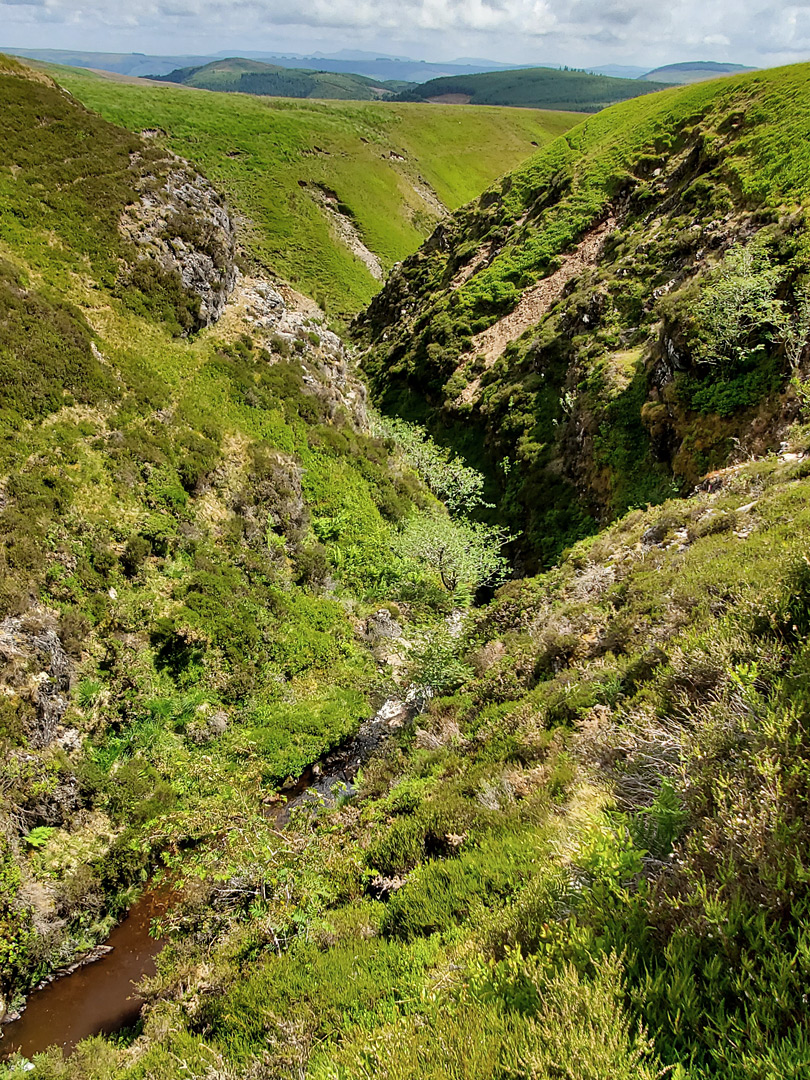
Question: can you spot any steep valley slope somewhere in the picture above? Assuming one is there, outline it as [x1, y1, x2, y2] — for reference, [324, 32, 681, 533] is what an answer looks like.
[0, 51, 445, 1055]
[358, 63, 810, 567]
[47, 64, 578, 322]
[4, 52, 810, 1080]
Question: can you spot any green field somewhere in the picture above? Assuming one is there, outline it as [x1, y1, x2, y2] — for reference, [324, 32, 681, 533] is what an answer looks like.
[53, 67, 577, 319]
[397, 64, 672, 111]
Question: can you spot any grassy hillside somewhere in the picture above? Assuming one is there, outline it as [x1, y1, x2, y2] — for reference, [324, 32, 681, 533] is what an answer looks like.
[52, 66, 576, 320]
[153, 57, 410, 100]
[397, 65, 672, 112]
[0, 54, 452, 1041]
[359, 63, 810, 566]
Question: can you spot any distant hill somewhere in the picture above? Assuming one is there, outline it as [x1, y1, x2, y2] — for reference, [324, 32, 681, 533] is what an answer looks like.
[0, 47, 215, 77]
[1, 47, 531, 85]
[588, 64, 650, 79]
[397, 66, 672, 112]
[223, 52, 526, 83]
[640, 60, 756, 83]
[152, 57, 408, 100]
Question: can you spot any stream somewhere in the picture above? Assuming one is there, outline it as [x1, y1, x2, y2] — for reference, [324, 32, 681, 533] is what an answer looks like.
[0, 696, 409, 1064]
[0, 887, 170, 1061]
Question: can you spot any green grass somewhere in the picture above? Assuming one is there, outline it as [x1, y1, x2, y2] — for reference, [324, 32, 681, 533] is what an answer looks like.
[398, 65, 673, 112]
[0, 60, 448, 1015]
[6, 53, 810, 1080]
[52, 66, 578, 320]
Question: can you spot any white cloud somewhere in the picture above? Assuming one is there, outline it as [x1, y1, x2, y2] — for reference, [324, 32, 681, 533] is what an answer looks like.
[1, 0, 809, 67]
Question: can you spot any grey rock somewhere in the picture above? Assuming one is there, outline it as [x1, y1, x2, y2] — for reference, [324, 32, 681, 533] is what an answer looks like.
[0, 611, 72, 749]
[122, 160, 237, 327]
[641, 524, 667, 546]
[365, 609, 402, 642]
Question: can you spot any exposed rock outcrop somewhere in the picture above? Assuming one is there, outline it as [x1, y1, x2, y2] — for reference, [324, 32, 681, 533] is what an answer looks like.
[223, 276, 369, 430]
[122, 157, 238, 326]
[0, 610, 72, 749]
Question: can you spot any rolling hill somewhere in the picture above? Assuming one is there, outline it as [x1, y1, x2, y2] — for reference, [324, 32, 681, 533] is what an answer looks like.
[6, 44, 810, 1080]
[219, 51, 525, 84]
[1, 47, 529, 84]
[50, 66, 579, 319]
[640, 60, 757, 83]
[397, 65, 673, 111]
[152, 57, 411, 100]
[0, 47, 215, 77]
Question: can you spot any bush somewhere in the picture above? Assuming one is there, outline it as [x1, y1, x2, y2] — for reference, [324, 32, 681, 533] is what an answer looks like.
[121, 535, 151, 578]
[397, 510, 511, 596]
[689, 240, 783, 376]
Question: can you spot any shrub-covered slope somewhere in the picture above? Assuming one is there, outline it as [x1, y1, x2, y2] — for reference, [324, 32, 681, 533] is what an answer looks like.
[7, 50, 810, 1080]
[9, 412, 810, 1078]
[397, 65, 672, 111]
[358, 64, 810, 568]
[52, 66, 578, 321]
[0, 55, 460, 1037]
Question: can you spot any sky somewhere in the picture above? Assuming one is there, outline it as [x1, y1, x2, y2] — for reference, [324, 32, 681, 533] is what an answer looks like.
[2, 0, 810, 69]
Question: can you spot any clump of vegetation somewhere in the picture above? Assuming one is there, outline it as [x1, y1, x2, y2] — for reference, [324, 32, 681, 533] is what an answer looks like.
[372, 414, 490, 513]
[397, 510, 510, 595]
[688, 239, 784, 374]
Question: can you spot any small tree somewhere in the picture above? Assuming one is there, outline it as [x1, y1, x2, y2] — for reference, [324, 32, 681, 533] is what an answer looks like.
[692, 241, 783, 375]
[780, 283, 810, 371]
[372, 414, 489, 514]
[406, 622, 473, 705]
[397, 509, 511, 596]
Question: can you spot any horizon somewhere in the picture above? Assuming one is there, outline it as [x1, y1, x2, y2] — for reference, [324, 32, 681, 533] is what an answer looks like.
[0, 45, 778, 83]
[1, 0, 808, 72]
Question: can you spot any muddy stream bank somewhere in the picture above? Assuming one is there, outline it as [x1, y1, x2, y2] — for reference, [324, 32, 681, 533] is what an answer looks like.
[0, 696, 410, 1063]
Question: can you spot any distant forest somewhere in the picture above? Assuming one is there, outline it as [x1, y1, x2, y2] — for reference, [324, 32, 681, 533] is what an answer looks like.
[398, 66, 671, 111]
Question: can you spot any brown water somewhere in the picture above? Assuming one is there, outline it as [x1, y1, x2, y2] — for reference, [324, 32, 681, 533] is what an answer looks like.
[0, 701, 403, 1063]
[0, 777, 311, 1062]
[0, 886, 170, 1061]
